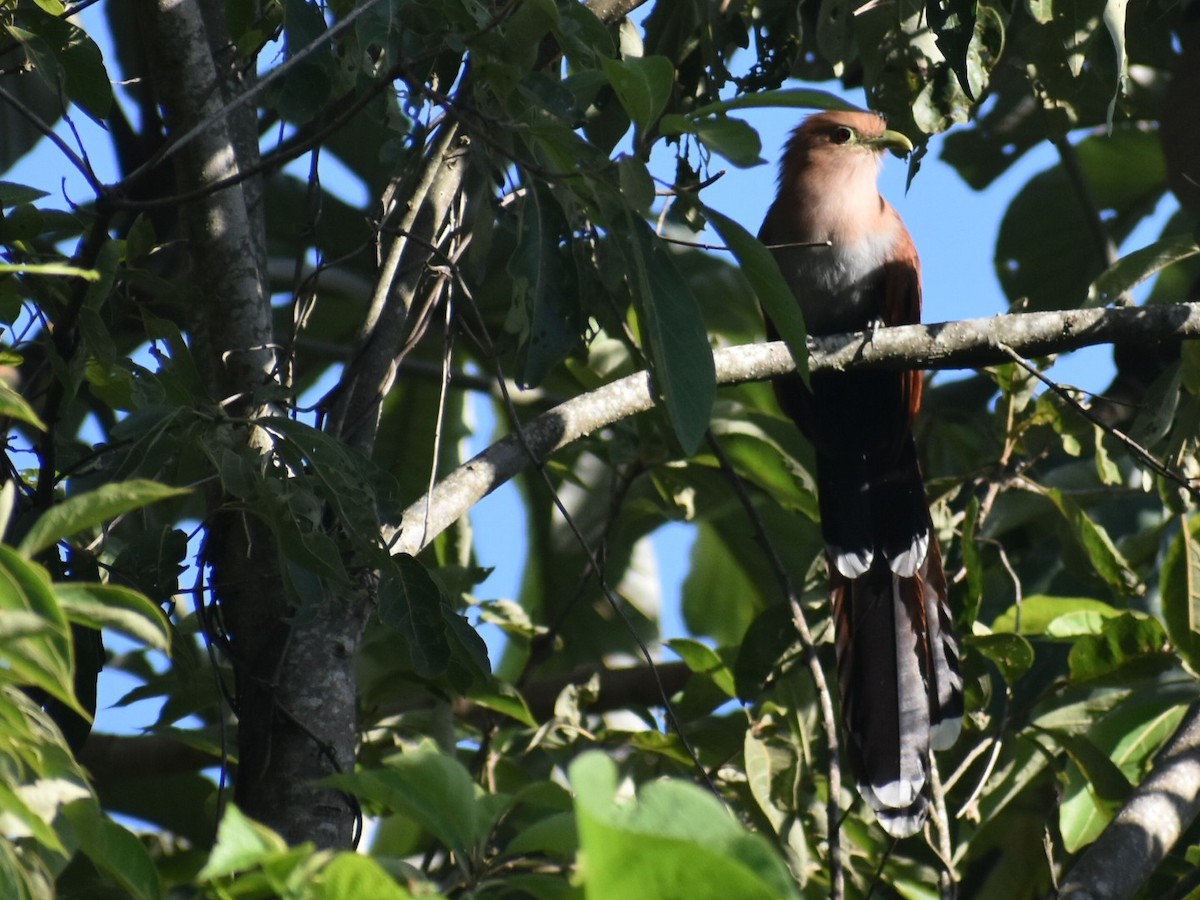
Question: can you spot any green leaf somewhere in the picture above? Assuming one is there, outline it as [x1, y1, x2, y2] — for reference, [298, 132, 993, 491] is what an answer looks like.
[377, 555, 449, 679]
[318, 853, 412, 899]
[992, 594, 1122, 637]
[326, 749, 479, 855]
[18, 479, 191, 558]
[995, 129, 1166, 311]
[64, 800, 164, 900]
[968, 632, 1035, 684]
[262, 416, 399, 553]
[198, 804, 290, 881]
[682, 519, 763, 647]
[617, 155, 655, 213]
[278, 0, 333, 123]
[1087, 235, 1200, 306]
[1053, 731, 1134, 804]
[54, 583, 171, 652]
[620, 217, 715, 453]
[666, 637, 735, 697]
[1042, 488, 1143, 596]
[703, 205, 808, 383]
[10, 11, 112, 120]
[686, 88, 858, 118]
[1057, 759, 1113, 853]
[569, 752, 801, 900]
[509, 184, 582, 387]
[0, 779, 73, 853]
[0, 546, 80, 712]
[961, 497, 984, 628]
[505, 810, 579, 859]
[733, 604, 797, 701]
[599, 55, 673, 130]
[0, 378, 46, 431]
[965, 1, 1006, 101]
[743, 729, 806, 872]
[692, 117, 765, 168]
[1067, 612, 1168, 681]
[1160, 515, 1200, 672]
[467, 679, 535, 727]
[0, 181, 50, 208]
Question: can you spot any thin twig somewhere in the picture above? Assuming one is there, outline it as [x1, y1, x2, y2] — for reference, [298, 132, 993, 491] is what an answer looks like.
[926, 749, 958, 895]
[0, 83, 105, 197]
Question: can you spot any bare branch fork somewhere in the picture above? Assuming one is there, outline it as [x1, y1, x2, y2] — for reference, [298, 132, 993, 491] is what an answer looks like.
[387, 301, 1200, 556]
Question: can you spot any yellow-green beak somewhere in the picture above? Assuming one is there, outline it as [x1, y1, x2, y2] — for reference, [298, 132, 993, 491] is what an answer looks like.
[868, 129, 914, 157]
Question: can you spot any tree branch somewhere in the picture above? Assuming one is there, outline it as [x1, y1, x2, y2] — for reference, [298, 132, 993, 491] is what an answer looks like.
[387, 302, 1200, 556]
[1057, 701, 1200, 900]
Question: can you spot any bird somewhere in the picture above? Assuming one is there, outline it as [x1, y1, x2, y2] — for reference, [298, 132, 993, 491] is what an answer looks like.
[758, 110, 964, 837]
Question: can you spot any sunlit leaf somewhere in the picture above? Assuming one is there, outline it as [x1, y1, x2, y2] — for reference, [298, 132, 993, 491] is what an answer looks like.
[1067, 613, 1168, 681]
[18, 480, 191, 558]
[569, 752, 801, 900]
[600, 55, 673, 130]
[969, 632, 1035, 684]
[1160, 514, 1200, 672]
[326, 748, 480, 855]
[618, 217, 715, 453]
[703, 205, 808, 383]
[1087, 235, 1200, 306]
[198, 804, 288, 881]
[54, 583, 171, 652]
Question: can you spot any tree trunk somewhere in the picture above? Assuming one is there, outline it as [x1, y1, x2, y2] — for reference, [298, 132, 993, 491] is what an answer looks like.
[138, 0, 366, 848]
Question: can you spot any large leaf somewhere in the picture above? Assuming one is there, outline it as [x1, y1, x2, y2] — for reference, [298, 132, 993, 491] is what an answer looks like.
[1160, 514, 1200, 672]
[54, 583, 171, 652]
[377, 554, 449, 680]
[0, 546, 80, 712]
[197, 804, 289, 881]
[64, 799, 164, 900]
[1042, 488, 1143, 597]
[703, 205, 809, 383]
[326, 748, 480, 856]
[509, 184, 583, 387]
[18, 480, 191, 558]
[618, 217, 716, 454]
[599, 55, 673, 131]
[1066, 612, 1168, 681]
[317, 854, 412, 899]
[992, 594, 1123, 637]
[7, 8, 113, 121]
[0, 379, 45, 431]
[660, 115, 766, 168]
[1087, 234, 1200, 306]
[569, 752, 801, 900]
[995, 128, 1166, 311]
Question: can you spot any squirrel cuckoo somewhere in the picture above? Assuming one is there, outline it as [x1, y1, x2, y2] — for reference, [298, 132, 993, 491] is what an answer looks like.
[758, 111, 964, 837]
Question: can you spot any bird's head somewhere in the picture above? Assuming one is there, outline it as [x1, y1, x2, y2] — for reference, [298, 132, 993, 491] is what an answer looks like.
[787, 111, 914, 161]
[775, 110, 912, 212]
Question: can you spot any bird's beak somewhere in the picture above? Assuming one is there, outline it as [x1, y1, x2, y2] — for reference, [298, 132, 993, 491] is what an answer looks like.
[868, 129, 914, 158]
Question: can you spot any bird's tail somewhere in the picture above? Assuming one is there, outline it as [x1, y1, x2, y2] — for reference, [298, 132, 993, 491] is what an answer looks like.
[830, 536, 963, 837]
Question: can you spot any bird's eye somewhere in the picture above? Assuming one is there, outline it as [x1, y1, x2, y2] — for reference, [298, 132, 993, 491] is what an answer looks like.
[831, 126, 854, 144]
